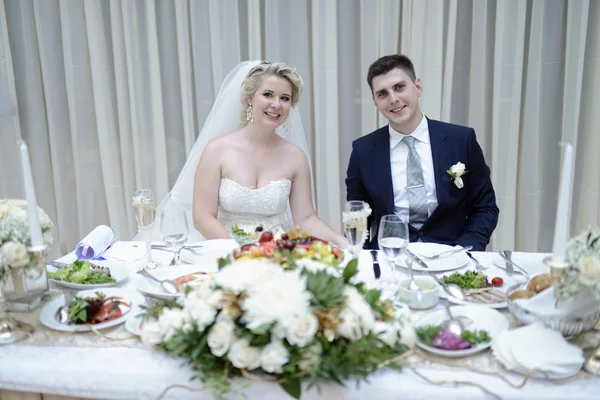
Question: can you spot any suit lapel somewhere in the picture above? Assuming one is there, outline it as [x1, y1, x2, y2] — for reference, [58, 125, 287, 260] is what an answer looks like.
[370, 127, 394, 214]
[425, 118, 450, 227]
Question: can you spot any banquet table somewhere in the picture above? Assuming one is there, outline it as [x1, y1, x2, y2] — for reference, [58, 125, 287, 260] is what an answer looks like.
[1, 241, 599, 400]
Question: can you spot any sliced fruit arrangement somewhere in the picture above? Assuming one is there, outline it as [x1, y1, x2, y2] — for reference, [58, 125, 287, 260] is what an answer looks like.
[228, 227, 344, 268]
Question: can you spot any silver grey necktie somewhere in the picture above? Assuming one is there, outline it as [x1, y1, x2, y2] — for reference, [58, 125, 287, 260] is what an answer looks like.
[404, 136, 428, 229]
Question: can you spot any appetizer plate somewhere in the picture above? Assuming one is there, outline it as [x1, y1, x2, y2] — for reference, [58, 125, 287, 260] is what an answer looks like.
[384, 243, 469, 272]
[440, 264, 528, 309]
[47, 260, 134, 290]
[415, 306, 509, 358]
[40, 288, 145, 332]
[137, 264, 214, 300]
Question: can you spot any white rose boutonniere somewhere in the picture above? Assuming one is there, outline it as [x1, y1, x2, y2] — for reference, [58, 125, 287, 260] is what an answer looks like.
[447, 162, 468, 189]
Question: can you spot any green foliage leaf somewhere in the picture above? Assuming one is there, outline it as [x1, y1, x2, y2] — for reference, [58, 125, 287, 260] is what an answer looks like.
[281, 378, 302, 399]
[342, 258, 358, 283]
[218, 255, 232, 270]
[306, 271, 345, 310]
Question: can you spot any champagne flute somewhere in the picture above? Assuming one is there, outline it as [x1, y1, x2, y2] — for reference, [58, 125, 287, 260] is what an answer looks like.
[132, 189, 157, 270]
[342, 200, 370, 256]
[160, 208, 189, 265]
[377, 214, 409, 292]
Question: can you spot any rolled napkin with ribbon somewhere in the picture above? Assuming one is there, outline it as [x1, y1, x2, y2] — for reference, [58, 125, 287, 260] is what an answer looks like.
[75, 225, 115, 260]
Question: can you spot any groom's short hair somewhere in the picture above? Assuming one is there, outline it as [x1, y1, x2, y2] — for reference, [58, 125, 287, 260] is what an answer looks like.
[367, 55, 417, 92]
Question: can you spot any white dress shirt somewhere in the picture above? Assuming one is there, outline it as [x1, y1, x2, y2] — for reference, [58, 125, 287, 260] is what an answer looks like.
[389, 114, 439, 222]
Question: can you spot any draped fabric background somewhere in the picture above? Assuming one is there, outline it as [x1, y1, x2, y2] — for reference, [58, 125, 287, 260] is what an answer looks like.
[0, 0, 598, 257]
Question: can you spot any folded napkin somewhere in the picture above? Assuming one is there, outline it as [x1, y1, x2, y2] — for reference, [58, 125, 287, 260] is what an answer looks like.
[75, 225, 115, 260]
[515, 286, 600, 317]
[492, 323, 584, 378]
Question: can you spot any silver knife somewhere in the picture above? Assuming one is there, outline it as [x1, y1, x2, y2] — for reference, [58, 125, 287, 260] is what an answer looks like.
[405, 249, 429, 269]
[504, 250, 514, 275]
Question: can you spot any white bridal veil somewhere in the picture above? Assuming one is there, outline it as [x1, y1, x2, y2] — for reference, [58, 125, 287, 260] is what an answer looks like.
[154, 60, 314, 241]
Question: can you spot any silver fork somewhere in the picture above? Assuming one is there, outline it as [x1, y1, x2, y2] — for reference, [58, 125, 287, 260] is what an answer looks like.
[466, 252, 488, 271]
[419, 245, 473, 260]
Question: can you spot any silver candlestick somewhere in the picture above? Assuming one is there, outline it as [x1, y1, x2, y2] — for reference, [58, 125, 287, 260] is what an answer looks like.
[0, 246, 45, 344]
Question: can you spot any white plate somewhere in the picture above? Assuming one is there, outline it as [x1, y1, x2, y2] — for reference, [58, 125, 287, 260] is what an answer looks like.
[40, 288, 145, 332]
[382, 243, 469, 272]
[415, 306, 509, 358]
[492, 252, 549, 276]
[440, 264, 528, 309]
[125, 313, 144, 337]
[47, 260, 134, 290]
[137, 264, 215, 300]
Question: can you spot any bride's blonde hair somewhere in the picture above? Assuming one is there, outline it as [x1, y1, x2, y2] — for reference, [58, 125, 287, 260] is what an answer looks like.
[240, 61, 304, 126]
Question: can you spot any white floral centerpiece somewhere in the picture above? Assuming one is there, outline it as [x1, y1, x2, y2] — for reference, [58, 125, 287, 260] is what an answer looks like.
[141, 234, 415, 399]
[555, 227, 600, 301]
[0, 199, 54, 281]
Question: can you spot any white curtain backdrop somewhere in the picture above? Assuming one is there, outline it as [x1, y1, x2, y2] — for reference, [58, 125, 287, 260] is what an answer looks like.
[0, 0, 599, 257]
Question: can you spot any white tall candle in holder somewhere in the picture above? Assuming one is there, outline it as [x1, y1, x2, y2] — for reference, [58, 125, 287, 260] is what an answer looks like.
[551, 142, 574, 266]
[19, 141, 43, 247]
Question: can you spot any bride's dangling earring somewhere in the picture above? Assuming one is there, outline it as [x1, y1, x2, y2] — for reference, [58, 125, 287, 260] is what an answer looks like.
[246, 104, 254, 124]
[283, 119, 291, 136]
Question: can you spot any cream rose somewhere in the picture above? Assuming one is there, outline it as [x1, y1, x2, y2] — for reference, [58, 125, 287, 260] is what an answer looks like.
[207, 318, 235, 357]
[373, 321, 399, 348]
[285, 313, 318, 348]
[336, 308, 362, 340]
[227, 339, 261, 370]
[259, 341, 289, 374]
[2, 241, 29, 268]
[157, 308, 187, 341]
[141, 320, 163, 346]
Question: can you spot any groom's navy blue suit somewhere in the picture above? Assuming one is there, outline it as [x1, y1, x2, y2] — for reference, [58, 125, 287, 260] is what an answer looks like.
[345, 118, 499, 251]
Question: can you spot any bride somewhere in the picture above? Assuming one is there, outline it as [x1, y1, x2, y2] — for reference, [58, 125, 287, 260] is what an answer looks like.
[160, 61, 348, 249]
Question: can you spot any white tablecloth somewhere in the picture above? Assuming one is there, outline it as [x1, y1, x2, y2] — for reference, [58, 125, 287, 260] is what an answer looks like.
[1, 243, 598, 400]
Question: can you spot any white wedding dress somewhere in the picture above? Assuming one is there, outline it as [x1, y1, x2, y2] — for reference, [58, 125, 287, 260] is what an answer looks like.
[217, 178, 292, 233]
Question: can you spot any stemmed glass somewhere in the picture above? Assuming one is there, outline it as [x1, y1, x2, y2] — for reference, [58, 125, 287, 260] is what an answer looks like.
[342, 200, 371, 256]
[377, 214, 409, 292]
[132, 189, 157, 270]
[160, 207, 189, 265]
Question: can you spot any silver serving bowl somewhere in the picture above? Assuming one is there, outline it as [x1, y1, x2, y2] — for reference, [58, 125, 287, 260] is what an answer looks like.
[507, 281, 600, 336]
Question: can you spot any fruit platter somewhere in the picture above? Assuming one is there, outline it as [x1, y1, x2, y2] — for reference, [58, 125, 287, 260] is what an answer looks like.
[220, 227, 344, 269]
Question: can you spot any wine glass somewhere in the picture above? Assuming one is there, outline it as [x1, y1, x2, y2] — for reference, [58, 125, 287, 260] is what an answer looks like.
[342, 200, 371, 256]
[160, 208, 189, 265]
[132, 189, 157, 270]
[377, 214, 409, 292]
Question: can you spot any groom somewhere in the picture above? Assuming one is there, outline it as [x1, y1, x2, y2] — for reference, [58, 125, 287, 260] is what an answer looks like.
[345, 54, 499, 251]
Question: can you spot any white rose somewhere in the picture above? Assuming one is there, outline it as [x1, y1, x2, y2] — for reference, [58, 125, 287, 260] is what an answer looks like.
[207, 318, 235, 357]
[183, 293, 217, 331]
[581, 256, 600, 281]
[191, 280, 215, 300]
[259, 341, 289, 374]
[206, 290, 225, 309]
[140, 320, 163, 346]
[450, 162, 466, 177]
[373, 321, 399, 348]
[399, 323, 416, 348]
[343, 286, 375, 333]
[2, 241, 29, 268]
[157, 308, 187, 341]
[227, 338, 261, 370]
[336, 308, 362, 340]
[285, 313, 318, 348]
[0, 203, 12, 220]
[453, 176, 464, 189]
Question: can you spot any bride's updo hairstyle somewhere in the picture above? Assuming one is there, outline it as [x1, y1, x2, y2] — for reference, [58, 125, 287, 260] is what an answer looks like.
[239, 61, 304, 127]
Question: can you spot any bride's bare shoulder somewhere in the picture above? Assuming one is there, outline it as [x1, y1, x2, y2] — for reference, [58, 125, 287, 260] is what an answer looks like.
[204, 130, 243, 154]
[281, 141, 309, 165]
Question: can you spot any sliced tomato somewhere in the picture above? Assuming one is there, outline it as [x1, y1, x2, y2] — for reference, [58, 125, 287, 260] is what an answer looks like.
[332, 247, 342, 258]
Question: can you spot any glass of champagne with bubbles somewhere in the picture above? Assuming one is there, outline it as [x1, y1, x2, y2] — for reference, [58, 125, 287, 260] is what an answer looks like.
[377, 214, 409, 292]
[342, 200, 371, 256]
[132, 189, 157, 270]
